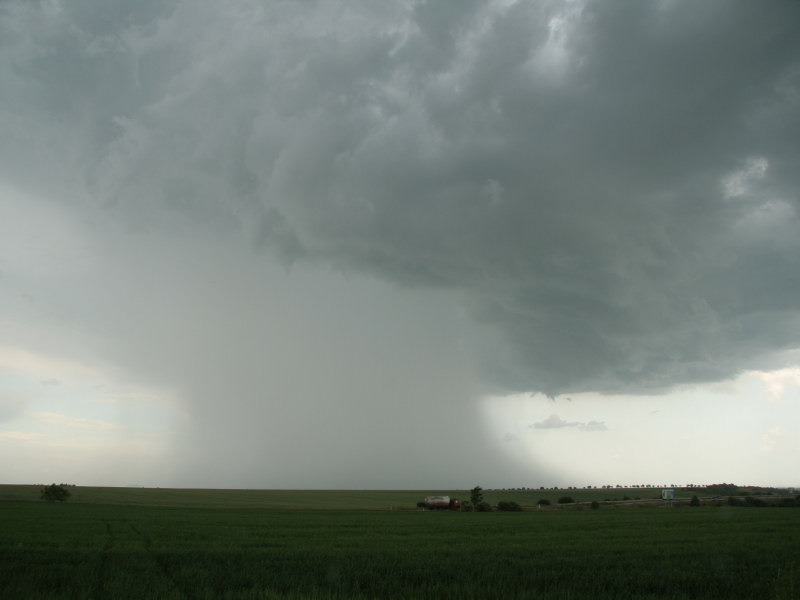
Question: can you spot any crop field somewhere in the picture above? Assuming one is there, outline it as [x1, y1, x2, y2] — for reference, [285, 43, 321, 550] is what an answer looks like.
[0, 485, 469, 510]
[0, 484, 746, 509]
[2, 492, 799, 599]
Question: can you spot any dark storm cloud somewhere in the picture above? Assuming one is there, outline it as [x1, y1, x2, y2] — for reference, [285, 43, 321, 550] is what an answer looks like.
[2, 0, 800, 401]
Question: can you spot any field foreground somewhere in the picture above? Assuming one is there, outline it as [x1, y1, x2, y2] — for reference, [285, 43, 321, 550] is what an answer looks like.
[2, 494, 799, 599]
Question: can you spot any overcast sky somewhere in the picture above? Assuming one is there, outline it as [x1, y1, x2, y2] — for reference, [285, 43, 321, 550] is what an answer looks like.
[1, 0, 799, 489]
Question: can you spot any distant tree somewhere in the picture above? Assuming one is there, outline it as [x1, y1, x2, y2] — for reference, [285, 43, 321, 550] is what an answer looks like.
[537, 498, 551, 506]
[707, 483, 738, 496]
[460, 501, 474, 512]
[557, 496, 574, 504]
[41, 484, 71, 503]
[590, 500, 599, 510]
[497, 501, 522, 512]
[476, 501, 492, 512]
[690, 495, 700, 507]
[470, 486, 484, 507]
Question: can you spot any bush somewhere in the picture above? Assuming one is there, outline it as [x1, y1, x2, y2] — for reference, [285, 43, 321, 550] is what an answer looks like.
[41, 484, 71, 503]
[745, 496, 766, 507]
[497, 501, 522, 512]
[590, 500, 599, 510]
[537, 498, 551, 506]
[460, 501, 474, 512]
[557, 496, 574, 504]
[690, 495, 700, 507]
[476, 501, 492, 512]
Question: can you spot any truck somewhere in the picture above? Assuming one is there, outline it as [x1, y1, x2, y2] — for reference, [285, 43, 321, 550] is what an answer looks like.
[423, 495, 460, 510]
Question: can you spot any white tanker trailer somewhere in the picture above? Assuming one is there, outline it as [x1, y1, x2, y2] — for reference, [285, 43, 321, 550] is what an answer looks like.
[423, 495, 461, 510]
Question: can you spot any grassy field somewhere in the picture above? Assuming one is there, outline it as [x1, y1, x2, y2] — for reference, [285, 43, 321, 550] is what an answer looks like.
[2, 488, 799, 599]
[0, 484, 737, 509]
[0, 485, 448, 510]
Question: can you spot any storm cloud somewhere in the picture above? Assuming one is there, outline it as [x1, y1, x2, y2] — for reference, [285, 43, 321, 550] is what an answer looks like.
[1, 0, 799, 487]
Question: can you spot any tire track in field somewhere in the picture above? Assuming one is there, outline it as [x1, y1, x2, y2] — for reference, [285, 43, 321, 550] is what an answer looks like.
[125, 520, 188, 598]
[93, 520, 114, 598]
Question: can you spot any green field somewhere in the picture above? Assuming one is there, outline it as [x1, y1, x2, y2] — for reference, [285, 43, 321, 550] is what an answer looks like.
[0, 485, 469, 510]
[0, 484, 749, 510]
[2, 487, 799, 599]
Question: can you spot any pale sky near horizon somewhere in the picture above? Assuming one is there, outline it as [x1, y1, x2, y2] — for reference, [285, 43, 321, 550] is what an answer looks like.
[1, 0, 799, 489]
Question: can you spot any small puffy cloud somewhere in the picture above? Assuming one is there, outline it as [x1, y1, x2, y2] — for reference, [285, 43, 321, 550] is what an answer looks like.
[760, 426, 783, 453]
[532, 414, 578, 429]
[580, 420, 608, 432]
[531, 414, 607, 432]
[751, 367, 800, 402]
